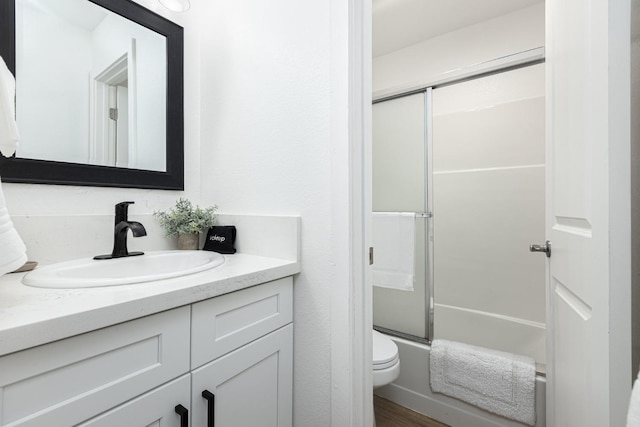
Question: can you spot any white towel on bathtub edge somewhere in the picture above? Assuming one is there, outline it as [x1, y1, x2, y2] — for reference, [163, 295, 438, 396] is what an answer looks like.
[372, 212, 415, 291]
[430, 339, 536, 426]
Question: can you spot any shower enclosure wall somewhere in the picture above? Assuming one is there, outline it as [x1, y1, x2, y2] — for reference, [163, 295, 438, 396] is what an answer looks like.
[372, 63, 546, 368]
[371, 4, 547, 425]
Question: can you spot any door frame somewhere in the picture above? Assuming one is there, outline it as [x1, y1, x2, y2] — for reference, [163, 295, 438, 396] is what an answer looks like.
[331, 0, 372, 425]
[348, 1, 633, 426]
[89, 40, 138, 168]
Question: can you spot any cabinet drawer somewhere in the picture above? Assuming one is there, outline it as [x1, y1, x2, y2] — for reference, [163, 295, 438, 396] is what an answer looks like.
[191, 277, 293, 368]
[77, 374, 191, 427]
[0, 306, 190, 427]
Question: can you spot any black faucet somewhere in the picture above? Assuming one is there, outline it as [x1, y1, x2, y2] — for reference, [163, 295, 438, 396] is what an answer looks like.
[94, 201, 147, 260]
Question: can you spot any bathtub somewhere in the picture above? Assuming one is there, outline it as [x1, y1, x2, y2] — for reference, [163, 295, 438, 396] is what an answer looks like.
[374, 335, 546, 427]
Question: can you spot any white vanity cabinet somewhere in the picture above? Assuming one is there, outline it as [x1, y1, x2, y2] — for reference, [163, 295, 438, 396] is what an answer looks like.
[0, 276, 293, 427]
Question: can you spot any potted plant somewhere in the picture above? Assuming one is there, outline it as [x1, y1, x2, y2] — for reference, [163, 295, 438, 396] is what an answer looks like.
[154, 198, 217, 250]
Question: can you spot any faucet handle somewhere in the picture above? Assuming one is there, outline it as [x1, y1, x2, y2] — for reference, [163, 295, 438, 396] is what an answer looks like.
[115, 201, 135, 225]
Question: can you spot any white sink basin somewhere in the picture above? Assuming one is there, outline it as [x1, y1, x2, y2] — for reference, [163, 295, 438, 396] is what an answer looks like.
[22, 250, 225, 288]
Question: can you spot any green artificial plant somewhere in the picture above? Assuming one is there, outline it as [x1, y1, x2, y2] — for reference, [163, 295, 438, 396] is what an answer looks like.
[154, 198, 217, 238]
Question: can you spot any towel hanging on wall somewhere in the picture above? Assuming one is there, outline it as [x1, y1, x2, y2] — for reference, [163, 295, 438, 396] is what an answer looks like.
[627, 367, 640, 426]
[0, 183, 26, 276]
[0, 55, 19, 157]
[0, 55, 27, 275]
[430, 339, 536, 426]
[372, 212, 415, 291]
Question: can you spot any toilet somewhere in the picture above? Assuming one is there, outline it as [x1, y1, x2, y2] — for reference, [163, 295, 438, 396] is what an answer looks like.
[372, 330, 400, 426]
[372, 330, 400, 388]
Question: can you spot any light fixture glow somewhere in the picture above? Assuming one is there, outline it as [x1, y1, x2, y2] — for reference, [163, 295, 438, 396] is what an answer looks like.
[158, 0, 190, 12]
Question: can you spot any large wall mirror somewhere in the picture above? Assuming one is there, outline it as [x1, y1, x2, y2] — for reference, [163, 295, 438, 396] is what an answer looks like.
[0, 0, 184, 189]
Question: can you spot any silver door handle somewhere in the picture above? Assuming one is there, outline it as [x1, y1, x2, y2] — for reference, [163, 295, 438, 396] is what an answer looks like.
[529, 241, 551, 257]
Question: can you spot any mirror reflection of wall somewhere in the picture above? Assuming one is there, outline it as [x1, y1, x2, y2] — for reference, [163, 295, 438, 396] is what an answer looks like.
[15, 0, 167, 171]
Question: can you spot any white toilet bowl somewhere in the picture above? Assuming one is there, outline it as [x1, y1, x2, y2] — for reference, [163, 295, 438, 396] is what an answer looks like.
[372, 330, 400, 389]
[372, 330, 400, 426]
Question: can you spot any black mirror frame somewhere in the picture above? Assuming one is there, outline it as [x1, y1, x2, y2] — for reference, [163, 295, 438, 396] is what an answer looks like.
[0, 0, 184, 190]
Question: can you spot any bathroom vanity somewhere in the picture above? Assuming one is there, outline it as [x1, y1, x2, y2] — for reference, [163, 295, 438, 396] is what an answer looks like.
[0, 252, 298, 427]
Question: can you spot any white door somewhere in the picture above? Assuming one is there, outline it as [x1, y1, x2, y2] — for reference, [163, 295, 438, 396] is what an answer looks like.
[545, 0, 631, 426]
[116, 85, 129, 168]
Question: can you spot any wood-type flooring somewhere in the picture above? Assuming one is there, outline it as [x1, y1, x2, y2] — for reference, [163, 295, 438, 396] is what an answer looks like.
[374, 396, 450, 427]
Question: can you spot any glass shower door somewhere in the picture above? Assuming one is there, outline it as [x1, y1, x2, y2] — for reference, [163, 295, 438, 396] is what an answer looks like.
[372, 91, 430, 340]
[431, 63, 546, 367]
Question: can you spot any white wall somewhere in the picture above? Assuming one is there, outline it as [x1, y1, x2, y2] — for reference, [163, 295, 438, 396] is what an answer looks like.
[373, 3, 544, 94]
[195, 1, 347, 425]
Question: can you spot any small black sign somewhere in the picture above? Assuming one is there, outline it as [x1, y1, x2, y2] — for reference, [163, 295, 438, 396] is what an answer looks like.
[203, 226, 237, 254]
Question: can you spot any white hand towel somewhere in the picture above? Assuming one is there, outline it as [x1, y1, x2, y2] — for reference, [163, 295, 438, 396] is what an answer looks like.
[627, 368, 640, 426]
[0, 179, 27, 275]
[0, 55, 20, 157]
[430, 339, 536, 426]
[372, 212, 415, 291]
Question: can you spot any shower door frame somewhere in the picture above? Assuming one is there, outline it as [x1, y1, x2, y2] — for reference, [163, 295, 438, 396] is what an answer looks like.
[372, 88, 433, 342]
[372, 47, 545, 345]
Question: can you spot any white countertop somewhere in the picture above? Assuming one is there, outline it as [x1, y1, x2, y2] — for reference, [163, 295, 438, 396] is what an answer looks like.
[0, 253, 299, 357]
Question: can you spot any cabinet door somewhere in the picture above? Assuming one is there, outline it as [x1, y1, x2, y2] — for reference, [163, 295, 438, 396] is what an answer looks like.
[77, 374, 191, 427]
[191, 324, 293, 427]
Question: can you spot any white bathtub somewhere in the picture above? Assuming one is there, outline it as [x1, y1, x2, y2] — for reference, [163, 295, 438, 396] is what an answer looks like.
[374, 335, 546, 427]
